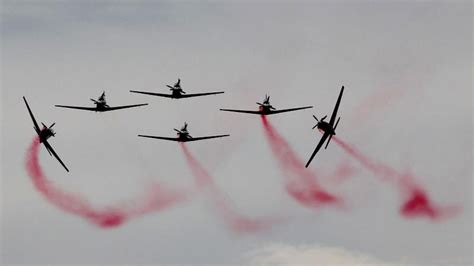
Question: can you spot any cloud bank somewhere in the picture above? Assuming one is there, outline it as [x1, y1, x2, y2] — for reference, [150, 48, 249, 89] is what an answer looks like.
[247, 243, 408, 266]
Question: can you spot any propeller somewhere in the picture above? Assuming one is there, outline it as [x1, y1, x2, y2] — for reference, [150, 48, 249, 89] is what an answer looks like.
[312, 115, 327, 129]
[41, 122, 56, 136]
[175, 122, 188, 133]
[312, 115, 319, 129]
[91, 92, 108, 107]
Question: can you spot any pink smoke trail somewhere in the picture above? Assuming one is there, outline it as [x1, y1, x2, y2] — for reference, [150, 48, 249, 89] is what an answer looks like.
[25, 137, 186, 228]
[349, 88, 406, 127]
[180, 143, 278, 233]
[319, 160, 358, 185]
[260, 116, 342, 208]
[332, 136, 459, 220]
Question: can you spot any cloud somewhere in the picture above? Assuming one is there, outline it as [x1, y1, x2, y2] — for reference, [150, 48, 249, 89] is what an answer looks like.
[246, 243, 409, 266]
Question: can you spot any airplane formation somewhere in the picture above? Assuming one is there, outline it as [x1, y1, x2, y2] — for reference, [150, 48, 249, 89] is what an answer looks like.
[23, 78, 344, 172]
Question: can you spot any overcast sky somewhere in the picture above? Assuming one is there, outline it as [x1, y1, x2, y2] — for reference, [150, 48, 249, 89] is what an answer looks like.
[1, 1, 472, 265]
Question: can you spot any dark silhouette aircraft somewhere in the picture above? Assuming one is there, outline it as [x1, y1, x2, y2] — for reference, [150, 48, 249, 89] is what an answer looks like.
[55, 91, 148, 112]
[305, 86, 344, 168]
[220, 95, 312, 115]
[130, 79, 224, 99]
[23, 97, 69, 172]
[138, 122, 229, 142]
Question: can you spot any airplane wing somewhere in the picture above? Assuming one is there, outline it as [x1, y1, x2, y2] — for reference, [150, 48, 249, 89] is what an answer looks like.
[184, 134, 230, 142]
[267, 106, 313, 115]
[219, 109, 262, 115]
[129, 90, 174, 98]
[23, 97, 40, 134]
[138, 135, 181, 142]
[178, 91, 225, 98]
[55, 105, 98, 111]
[42, 140, 69, 172]
[329, 86, 344, 126]
[305, 132, 330, 168]
[104, 103, 148, 111]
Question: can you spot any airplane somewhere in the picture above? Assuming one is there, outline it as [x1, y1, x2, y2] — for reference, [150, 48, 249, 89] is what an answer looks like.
[305, 86, 344, 168]
[138, 122, 229, 142]
[55, 91, 148, 112]
[130, 78, 225, 99]
[23, 96, 69, 172]
[220, 95, 313, 115]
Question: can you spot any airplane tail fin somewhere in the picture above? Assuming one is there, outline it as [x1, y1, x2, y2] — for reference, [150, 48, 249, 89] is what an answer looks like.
[264, 94, 270, 104]
[325, 135, 332, 149]
[45, 145, 53, 156]
[334, 117, 341, 130]
[173, 78, 181, 87]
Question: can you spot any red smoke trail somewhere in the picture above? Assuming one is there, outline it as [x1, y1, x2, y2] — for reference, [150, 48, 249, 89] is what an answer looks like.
[260, 116, 341, 208]
[332, 136, 459, 220]
[180, 143, 278, 233]
[25, 137, 186, 228]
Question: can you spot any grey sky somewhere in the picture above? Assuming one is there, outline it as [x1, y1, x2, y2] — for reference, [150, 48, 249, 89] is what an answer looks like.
[1, 1, 472, 265]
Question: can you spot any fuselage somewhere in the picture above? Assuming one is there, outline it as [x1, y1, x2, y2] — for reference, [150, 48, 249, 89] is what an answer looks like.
[94, 101, 109, 111]
[317, 121, 336, 135]
[39, 128, 54, 143]
[171, 89, 185, 98]
[176, 131, 191, 141]
[258, 104, 274, 114]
